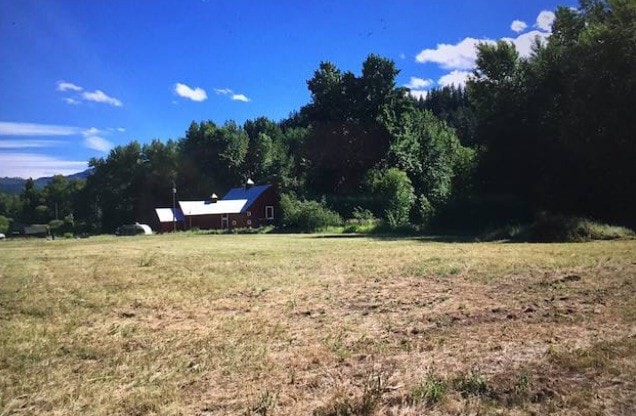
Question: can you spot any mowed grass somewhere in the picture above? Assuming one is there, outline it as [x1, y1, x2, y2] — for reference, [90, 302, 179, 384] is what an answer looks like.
[1, 234, 635, 415]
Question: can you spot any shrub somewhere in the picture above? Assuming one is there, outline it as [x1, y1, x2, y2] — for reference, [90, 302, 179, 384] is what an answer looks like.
[413, 194, 436, 227]
[0, 215, 10, 234]
[478, 224, 528, 242]
[352, 207, 376, 223]
[279, 193, 343, 232]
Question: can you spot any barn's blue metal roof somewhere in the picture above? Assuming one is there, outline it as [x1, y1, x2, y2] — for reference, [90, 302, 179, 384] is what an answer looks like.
[222, 184, 271, 213]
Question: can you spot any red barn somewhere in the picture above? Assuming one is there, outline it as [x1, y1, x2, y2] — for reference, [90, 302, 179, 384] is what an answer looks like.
[158, 183, 277, 231]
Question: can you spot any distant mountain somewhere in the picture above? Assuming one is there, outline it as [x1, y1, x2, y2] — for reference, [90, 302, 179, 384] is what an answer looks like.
[0, 169, 93, 195]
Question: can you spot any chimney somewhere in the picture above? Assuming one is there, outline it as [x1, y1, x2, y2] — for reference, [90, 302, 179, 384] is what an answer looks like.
[210, 193, 218, 203]
[245, 178, 254, 189]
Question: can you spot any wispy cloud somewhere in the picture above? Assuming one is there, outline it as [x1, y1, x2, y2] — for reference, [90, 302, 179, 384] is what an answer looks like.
[511, 20, 528, 33]
[0, 153, 87, 178]
[83, 136, 113, 152]
[0, 139, 66, 149]
[0, 121, 80, 136]
[57, 81, 83, 92]
[175, 83, 207, 102]
[81, 127, 113, 152]
[0, 122, 118, 154]
[81, 90, 123, 107]
[215, 88, 251, 103]
[57, 81, 123, 107]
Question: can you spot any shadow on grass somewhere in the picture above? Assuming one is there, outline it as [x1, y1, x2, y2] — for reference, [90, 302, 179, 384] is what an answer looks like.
[312, 233, 478, 243]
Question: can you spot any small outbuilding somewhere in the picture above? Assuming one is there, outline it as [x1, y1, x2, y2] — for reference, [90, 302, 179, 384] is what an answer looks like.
[9, 223, 50, 238]
[154, 208, 186, 232]
[157, 181, 277, 231]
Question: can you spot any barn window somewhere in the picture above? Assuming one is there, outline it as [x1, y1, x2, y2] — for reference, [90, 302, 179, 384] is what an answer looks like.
[247, 210, 251, 217]
[247, 219, 252, 226]
[232, 220, 237, 226]
[265, 205, 274, 219]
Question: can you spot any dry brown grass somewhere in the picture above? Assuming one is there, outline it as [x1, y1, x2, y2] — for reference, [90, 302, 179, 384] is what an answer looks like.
[1, 234, 635, 415]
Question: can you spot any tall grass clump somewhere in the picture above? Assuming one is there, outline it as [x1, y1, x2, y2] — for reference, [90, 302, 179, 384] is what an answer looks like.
[410, 368, 447, 405]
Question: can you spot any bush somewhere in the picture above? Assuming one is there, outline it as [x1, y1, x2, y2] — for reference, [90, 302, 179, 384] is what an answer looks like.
[366, 168, 414, 227]
[279, 193, 343, 232]
[530, 213, 635, 242]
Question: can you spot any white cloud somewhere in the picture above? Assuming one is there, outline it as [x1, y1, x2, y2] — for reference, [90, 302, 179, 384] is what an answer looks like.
[416, 37, 495, 70]
[415, 10, 555, 72]
[82, 127, 101, 136]
[404, 77, 434, 89]
[0, 121, 80, 136]
[536, 10, 556, 31]
[57, 81, 123, 106]
[0, 140, 66, 149]
[81, 90, 123, 107]
[0, 153, 87, 178]
[502, 30, 550, 58]
[408, 90, 429, 100]
[116, 127, 126, 132]
[215, 88, 250, 102]
[511, 20, 528, 33]
[175, 83, 207, 102]
[438, 70, 472, 88]
[57, 81, 83, 92]
[231, 94, 250, 102]
[84, 136, 113, 152]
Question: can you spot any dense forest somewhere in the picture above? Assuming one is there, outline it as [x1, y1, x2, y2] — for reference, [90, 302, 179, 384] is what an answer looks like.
[1, 0, 634, 235]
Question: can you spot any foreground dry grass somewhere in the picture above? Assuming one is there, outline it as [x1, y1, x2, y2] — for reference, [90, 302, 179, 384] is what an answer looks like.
[0, 234, 635, 415]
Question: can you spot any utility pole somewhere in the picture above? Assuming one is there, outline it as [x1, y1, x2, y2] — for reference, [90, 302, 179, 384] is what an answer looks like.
[172, 181, 177, 232]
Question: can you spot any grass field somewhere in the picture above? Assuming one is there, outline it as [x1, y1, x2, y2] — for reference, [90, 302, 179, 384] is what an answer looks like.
[1, 233, 635, 415]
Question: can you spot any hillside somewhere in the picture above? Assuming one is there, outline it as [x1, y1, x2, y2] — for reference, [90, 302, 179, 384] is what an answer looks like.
[0, 169, 93, 194]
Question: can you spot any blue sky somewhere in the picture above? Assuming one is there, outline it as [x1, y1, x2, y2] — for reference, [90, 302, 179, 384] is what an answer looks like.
[0, 0, 576, 178]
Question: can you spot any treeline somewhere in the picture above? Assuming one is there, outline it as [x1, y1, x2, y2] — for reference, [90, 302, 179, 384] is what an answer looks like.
[1, 0, 634, 235]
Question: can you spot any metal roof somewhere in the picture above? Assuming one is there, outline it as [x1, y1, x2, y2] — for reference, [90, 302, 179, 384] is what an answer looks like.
[222, 184, 271, 213]
[155, 208, 185, 223]
[178, 199, 248, 216]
